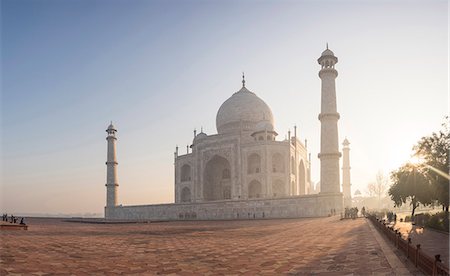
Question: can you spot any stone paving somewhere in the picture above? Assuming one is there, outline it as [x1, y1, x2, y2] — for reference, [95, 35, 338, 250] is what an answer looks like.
[393, 221, 449, 266]
[1, 216, 397, 275]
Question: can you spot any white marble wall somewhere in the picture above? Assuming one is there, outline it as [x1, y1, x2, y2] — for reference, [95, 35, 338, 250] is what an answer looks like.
[105, 193, 343, 220]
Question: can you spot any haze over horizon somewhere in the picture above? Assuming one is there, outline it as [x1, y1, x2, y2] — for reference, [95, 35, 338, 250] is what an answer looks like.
[1, 0, 448, 214]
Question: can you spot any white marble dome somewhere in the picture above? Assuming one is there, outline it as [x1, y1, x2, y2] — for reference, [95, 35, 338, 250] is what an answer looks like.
[216, 86, 274, 134]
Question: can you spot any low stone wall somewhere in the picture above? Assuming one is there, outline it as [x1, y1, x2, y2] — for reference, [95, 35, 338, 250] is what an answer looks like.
[105, 193, 343, 220]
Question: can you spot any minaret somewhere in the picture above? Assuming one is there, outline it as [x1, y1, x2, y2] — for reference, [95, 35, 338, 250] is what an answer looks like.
[342, 138, 352, 207]
[105, 122, 119, 209]
[318, 45, 341, 194]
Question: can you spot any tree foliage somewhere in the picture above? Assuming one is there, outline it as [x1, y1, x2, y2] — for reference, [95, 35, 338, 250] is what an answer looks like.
[389, 164, 434, 218]
[413, 117, 449, 211]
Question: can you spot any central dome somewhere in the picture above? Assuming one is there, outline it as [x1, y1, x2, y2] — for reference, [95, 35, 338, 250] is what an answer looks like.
[216, 86, 274, 134]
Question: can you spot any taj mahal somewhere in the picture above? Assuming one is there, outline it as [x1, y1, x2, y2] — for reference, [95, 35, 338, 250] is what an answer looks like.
[104, 47, 352, 220]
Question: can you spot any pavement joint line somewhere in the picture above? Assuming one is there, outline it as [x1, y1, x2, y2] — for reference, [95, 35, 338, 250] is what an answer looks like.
[366, 218, 411, 275]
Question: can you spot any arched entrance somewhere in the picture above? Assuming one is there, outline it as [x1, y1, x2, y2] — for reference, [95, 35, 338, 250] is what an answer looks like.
[204, 155, 231, 201]
[272, 179, 285, 197]
[272, 153, 285, 173]
[181, 187, 191, 202]
[248, 180, 262, 198]
[181, 164, 191, 182]
[247, 153, 261, 174]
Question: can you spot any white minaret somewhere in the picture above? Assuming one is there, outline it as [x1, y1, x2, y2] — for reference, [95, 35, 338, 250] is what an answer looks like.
[342, 138, 352, 207]
[318, 45, 341, 194]
[105, 122, 119, 209]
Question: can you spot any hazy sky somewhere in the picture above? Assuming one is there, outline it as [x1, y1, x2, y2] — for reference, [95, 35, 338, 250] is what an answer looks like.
[1, 0, 448, 215]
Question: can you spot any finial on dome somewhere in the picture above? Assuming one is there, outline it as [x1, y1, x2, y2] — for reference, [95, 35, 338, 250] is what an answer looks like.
[242, 72, 246, 88]
[326, 42, 328, 49]
[201, 126, 203, 133]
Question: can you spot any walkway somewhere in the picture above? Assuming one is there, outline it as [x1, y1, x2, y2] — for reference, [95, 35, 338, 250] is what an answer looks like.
[1, 216, 398, 275]
[393, 221, 449, 266]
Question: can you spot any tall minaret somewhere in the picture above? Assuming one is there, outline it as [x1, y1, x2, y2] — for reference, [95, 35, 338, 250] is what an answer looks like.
[105, 122, 119, 209]
[318, 45, 341, 194]
[342, 138, 352, 207]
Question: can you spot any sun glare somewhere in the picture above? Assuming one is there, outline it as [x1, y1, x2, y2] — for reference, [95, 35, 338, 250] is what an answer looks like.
[409, 155, 423, 166]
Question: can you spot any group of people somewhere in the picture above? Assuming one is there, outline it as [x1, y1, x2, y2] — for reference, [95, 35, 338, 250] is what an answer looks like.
[2, 213, 26, 225]
[344, 207, 359, 219]
[386, 211, 397, 222]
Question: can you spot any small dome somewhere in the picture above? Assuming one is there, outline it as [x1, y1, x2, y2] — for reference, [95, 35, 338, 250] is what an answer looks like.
[194, 132, 207, 142]
[216, 86, 274, 134]
[107, 122, 116, 131]
[321, 48, 335, 57]
[343, 137, 350, 146]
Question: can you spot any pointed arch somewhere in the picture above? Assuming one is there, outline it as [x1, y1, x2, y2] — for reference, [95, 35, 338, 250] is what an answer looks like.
[272, 179, 285, 197]
[181, 187, 191, 202]
[181, 164, 191, 182]
[204, 155, 231, 201]
[248, 153, 261, 174]
[272, 153, 284, 173]
[248, 180, 262, 199]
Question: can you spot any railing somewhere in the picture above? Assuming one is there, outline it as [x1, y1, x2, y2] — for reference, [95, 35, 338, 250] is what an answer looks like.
[368, 215, 449, 276]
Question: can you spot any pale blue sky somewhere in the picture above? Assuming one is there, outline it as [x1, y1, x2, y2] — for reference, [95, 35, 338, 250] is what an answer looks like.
[1, 0, 448, 214]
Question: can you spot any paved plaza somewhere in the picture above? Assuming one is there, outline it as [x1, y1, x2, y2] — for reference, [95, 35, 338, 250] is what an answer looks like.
[1, 216, 410, 275]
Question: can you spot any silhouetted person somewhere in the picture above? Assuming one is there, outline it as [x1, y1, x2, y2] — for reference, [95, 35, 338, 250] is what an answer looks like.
[20, 218, 25, 225]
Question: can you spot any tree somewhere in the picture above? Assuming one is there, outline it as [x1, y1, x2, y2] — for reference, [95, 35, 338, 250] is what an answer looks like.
[413, 117, 449, 212]
[389, 164, 434, 219]
[367, 171, 388, 208]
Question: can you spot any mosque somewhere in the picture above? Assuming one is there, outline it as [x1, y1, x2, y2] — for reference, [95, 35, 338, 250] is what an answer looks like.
[104, 47, 352, 220]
